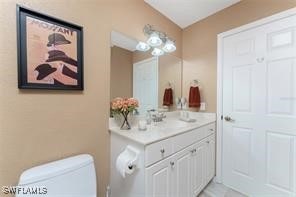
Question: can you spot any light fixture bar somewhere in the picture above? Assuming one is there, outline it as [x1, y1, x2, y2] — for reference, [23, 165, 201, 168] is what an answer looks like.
[135, 24, 176, 54]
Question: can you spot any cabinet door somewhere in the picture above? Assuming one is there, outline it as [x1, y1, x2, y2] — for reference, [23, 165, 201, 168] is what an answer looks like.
[146, 157, 173, 197]
[205, 136, 216, 184]
[173, 147, 192, 197]
[191, 141, 206, 196]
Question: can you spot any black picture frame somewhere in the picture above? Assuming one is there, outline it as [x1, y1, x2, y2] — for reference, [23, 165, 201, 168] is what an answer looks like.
[17, 5, 84, 90]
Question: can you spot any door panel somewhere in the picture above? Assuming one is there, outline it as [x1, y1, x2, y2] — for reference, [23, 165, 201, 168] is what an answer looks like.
[268, 28, 293, 49]
[222, 13, 296, 196]
[266, 132, 295, 192]
[146, 157, 172, 197]
[232, 127, 252, 178]
[267, 58, 294, 115]
[232, 65, 252, 113]
[191, 142, 205, 196]
[205, 137, 215, 184]
[173, 148, 191, 197]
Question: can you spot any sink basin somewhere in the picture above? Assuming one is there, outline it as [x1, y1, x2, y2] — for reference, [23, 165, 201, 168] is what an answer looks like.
[154, 118, 191, 130]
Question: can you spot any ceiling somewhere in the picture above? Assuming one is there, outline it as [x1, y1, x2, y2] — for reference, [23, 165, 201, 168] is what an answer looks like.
[144, 0, 241, 28]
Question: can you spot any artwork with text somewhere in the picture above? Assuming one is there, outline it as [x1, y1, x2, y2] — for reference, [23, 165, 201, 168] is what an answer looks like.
[27, 17, 78, 85]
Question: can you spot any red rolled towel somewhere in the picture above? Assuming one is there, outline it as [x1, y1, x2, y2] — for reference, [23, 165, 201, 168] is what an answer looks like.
[163, 88, 173, 106]
[189, 86, 201, 108]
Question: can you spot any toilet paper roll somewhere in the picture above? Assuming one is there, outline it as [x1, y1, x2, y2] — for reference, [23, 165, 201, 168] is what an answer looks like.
[116, 146, 139, 178]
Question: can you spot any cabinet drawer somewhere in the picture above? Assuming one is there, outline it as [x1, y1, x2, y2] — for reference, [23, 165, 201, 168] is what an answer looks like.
[207, 133, 216, 142]
[204, 123, 216, 137]
[172, 127, 205, 153]
[145, 138, 173, 167]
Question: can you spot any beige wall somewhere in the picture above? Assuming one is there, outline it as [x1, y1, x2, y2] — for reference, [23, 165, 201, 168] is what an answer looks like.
[110, 46, 133, 99]
[0, 1, 182, 196]
[182, 0, 296, 112]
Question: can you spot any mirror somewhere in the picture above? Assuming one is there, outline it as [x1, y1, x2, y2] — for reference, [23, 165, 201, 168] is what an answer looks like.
[110, 31, 182, 115]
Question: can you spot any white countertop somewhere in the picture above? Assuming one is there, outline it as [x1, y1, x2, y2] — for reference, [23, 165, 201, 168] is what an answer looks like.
[109, 112, 216, 145]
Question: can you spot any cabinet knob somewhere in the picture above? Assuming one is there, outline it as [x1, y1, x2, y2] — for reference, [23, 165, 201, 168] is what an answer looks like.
[170, 161, 175, 166]
[190, 149, 197, 153]
[160, 148, 165, 154]
[206, 141, 210, 144]
[209, 129, 214, 131]
[256, 57, 265, 63]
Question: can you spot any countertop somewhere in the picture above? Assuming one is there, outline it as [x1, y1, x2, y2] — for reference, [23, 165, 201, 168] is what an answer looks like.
[109, 112, 216, 145]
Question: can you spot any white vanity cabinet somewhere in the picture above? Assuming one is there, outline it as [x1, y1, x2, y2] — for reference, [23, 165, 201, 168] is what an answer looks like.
[146, 133, 215, 197]
[110, 114, 216, 197]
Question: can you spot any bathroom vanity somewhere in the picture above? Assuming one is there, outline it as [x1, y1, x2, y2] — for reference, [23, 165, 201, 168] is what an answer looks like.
[109, 112, 216, 197]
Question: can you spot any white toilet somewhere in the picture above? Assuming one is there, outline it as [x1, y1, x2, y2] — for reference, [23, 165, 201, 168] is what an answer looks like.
[16, 154, 97, 197]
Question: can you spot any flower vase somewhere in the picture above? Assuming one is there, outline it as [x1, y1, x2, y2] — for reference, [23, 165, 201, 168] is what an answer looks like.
[120, 111, 131, 130]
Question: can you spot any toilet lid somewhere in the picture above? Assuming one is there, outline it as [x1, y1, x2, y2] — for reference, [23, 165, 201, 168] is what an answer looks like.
[18, 154, 94, 185]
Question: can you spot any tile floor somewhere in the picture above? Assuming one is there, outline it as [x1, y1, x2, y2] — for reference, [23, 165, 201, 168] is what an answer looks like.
[199, 181, 247, 197]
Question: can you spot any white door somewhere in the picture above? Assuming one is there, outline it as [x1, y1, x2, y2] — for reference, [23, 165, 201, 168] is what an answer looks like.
[173, 147, 192, 197]
[133, 57, 158, 115]
[146, 157, 173, 197]
[191, 141, 206, 196]
[222, 13, 296, 196]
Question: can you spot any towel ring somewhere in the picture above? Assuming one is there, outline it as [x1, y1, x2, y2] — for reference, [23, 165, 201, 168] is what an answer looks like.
[190, 79, 199, 87]
[166, 82, 173, 89]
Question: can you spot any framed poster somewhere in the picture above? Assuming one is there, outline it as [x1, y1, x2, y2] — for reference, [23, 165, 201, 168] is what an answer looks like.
[17, 5, 83, 90]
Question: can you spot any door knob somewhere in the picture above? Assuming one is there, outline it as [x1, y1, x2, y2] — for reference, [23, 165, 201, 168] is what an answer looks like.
[256, 57, 265, 63]
[224, 116, 235, 122]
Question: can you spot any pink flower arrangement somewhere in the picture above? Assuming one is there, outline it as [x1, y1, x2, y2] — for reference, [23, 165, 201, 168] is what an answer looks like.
[111, 97, 139, 114]
[111, 97, 139, 130]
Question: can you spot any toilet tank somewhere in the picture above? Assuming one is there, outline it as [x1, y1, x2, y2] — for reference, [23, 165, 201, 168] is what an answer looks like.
[16, 154, 96, 197]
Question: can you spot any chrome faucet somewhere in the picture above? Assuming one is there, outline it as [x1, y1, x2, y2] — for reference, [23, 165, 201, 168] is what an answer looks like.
[147, 109, 166, 122]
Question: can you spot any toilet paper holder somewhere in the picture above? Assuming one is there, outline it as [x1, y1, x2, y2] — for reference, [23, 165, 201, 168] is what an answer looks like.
[128, 164, 136, 170]
[116, 145, 140, 178]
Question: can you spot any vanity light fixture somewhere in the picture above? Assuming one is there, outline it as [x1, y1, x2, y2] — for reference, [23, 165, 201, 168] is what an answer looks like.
[136, 24, 176, 56]
[151, 48, 164, 56]
[162, 39, 176, 53]
[136, 41, 150, 51]
[147, 32, 163, 47]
